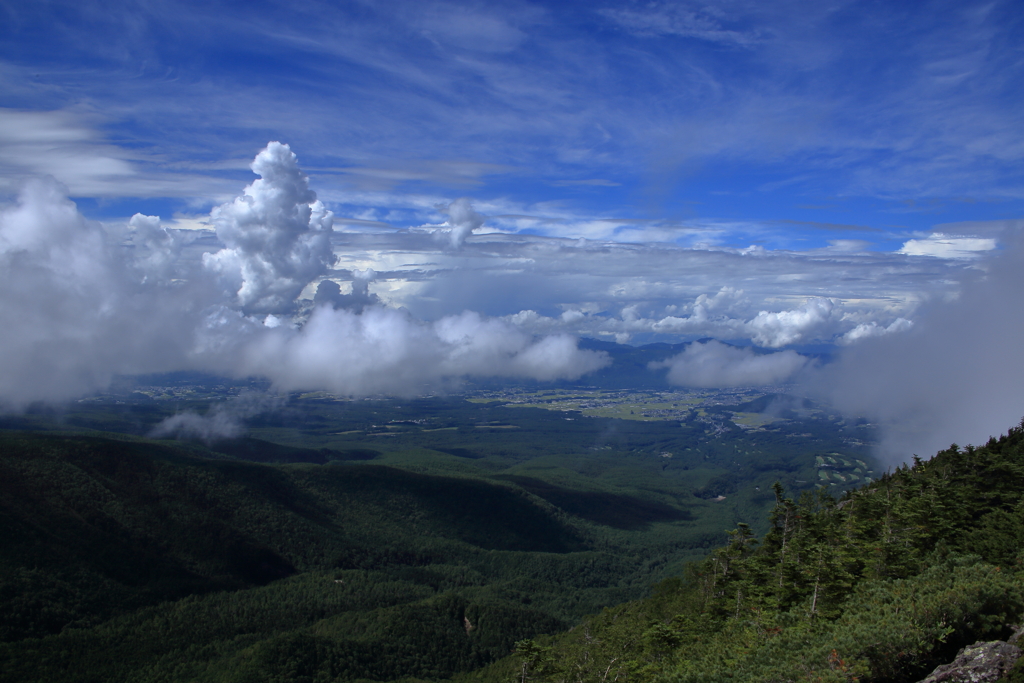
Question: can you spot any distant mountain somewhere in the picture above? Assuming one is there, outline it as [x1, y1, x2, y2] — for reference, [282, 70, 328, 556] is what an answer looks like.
[574, 338, 690, 389]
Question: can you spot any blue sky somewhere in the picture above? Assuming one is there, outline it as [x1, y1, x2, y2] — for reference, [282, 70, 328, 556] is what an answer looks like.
[4, 0, 1022, 235]
[2, 0, 1024, 455]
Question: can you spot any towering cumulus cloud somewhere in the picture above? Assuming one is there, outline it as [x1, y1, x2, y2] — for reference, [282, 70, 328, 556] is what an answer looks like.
[0, 143, 607, 406]
[203, 142, 336, 315]
[440, 198, 485, 248]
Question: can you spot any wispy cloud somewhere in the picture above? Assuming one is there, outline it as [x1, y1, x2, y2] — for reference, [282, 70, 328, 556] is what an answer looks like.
[0, 109, 135, 195]
[897, 233, 998, 259]
[599, 2, 762, 46]
[5, 0, 1020, 210]
[150, 391, 285, 443]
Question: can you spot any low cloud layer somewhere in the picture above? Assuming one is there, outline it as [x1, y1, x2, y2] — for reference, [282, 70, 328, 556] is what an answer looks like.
[3, 140, 1019, 465]
[214, 307, 608, 396]
[651, 340, 811, 388]
[814, 234, 1024, 464]
[150, 392, 285, 443]
[0, 177, 202, 403]
[504, 292, 842, 349]
[0, 143, 606, 407]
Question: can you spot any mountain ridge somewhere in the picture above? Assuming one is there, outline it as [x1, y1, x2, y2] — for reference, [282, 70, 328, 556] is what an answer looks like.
[462, 420, 1024, 683]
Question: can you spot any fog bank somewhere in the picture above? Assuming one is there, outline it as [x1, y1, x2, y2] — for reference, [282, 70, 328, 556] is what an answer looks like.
[812, 232, 1024, 464]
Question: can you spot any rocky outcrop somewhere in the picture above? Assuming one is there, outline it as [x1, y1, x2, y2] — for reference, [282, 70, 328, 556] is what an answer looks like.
[917, 641, 1021, 683]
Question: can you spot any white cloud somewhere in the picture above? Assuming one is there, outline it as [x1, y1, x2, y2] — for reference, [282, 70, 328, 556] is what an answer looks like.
[560, 309, 586, 323]
[0, 144, 609, 405]
[839, 318, 913, 345]
[650, 340, 810, 388]
[150, 410, 246, 442]
[224, 306, 609, 396]
[0, 178, 203, 406]
[813, 231, 1024, 463]
[500, 291, 898, 349]
[436, 197, 486, 248]
[897, 233, 998, 259]
[150, 392, 285, 443]
[696, 286, 744, 312]
[129, 213, 185, 280]
[0, 108, 239, 200]
[0, 109, 135, 196]
[203, 142, 337, 315]
[746, 298, 834, 348]
[649, 287, 746, 334]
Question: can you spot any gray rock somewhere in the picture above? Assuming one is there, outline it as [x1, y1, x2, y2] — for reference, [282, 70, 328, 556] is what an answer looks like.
[918, 641, 1021, 683]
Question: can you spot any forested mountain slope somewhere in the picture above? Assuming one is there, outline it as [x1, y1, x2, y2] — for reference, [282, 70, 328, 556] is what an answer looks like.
[0, 431, 649, 682]
[6, 418, 1022, 683]
[462, 420, 1024, 683]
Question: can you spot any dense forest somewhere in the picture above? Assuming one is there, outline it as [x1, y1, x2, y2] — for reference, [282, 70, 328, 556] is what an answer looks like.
[0, 431, 637, 682]
[3, 411, 1022, 682]
[463, 420, 1024, 683]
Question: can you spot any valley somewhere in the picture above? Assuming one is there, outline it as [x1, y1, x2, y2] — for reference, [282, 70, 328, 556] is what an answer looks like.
[0, 376, 881, 682]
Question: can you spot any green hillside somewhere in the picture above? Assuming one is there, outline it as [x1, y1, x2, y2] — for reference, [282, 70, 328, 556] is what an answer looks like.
[464, 420, 1024, 683]
[6, 394, 991, 683]
[4, 417, 1024, 683]
[0, 431, 610, 679]
[0, 427, 740, 682]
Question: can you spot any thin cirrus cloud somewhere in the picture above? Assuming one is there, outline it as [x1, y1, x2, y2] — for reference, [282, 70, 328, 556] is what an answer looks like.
[2, 0, 1022, 210]
[0, 109, 135, 195]
[897, 233, 998, 259]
